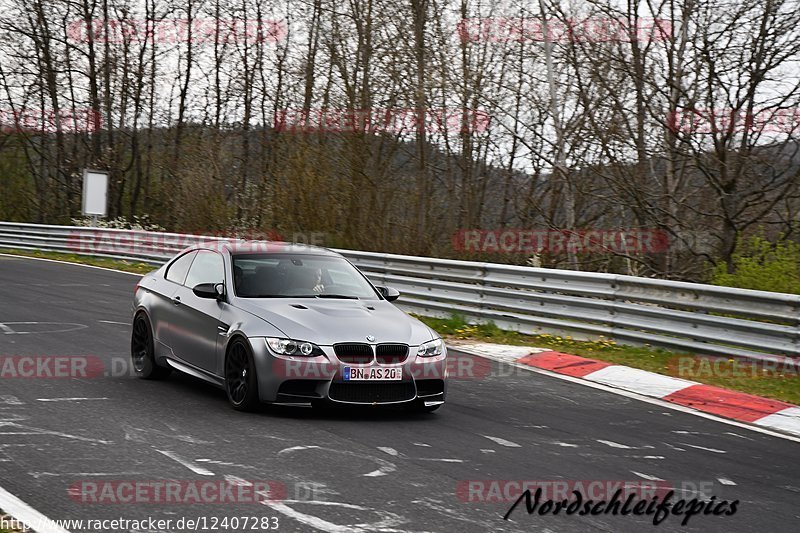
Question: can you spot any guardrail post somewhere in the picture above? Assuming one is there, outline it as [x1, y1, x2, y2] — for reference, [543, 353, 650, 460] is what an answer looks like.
[609, 274, 619, 341]
[795, 302, 800, 359]
[478, 263, 488, 326]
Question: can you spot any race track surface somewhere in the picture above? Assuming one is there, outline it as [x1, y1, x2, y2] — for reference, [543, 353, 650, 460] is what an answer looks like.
[0, 255, 797, 532]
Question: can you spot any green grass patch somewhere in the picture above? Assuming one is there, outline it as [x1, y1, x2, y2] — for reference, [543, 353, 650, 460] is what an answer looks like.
[0, 511, 18, 533]
[0, 248, 157, 274]
[417, 314, 800, 406]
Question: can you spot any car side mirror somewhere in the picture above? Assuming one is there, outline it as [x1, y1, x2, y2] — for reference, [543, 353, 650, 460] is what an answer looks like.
[193, 282, 225, 301]
[376, 285, 400, 302]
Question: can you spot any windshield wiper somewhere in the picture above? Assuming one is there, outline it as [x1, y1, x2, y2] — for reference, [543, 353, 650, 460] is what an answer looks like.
[315, 294, 359, 299]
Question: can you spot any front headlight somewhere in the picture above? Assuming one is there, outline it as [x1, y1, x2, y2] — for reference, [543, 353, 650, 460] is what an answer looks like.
[417, 338, 444, 357]
[266, 337, 324, 357]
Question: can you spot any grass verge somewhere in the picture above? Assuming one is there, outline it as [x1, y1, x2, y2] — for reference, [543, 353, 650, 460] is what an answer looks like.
[0, 511, 22, 533]
[0, 248, 156, 274]
[417, 314, 800, 406]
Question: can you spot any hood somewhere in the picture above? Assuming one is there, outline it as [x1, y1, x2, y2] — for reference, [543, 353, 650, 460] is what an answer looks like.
[234, 298, 436, 346]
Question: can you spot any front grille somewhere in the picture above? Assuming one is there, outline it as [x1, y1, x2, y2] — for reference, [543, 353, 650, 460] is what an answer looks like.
[334, 343, 374, 364]
[328, 381, 416, 403]
[375, 344, 409, 364]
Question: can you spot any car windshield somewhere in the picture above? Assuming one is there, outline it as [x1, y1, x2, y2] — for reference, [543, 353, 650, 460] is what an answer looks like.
[232, 254, 379, 299]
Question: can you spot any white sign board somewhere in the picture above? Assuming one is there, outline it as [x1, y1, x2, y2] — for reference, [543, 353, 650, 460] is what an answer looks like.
[81, 169, 108, 217]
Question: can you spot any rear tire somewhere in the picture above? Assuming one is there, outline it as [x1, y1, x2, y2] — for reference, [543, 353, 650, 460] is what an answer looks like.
[131, 314, 171, 380]
[225, 338, 261, 411]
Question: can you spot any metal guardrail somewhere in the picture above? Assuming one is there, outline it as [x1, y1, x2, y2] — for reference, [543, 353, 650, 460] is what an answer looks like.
[1, 221, 798, 363]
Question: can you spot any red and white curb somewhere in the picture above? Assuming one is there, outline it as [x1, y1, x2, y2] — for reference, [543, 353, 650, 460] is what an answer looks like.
[454, 342, 800, 440]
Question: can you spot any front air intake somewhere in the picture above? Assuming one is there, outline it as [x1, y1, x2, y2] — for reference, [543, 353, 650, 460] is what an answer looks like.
[328, 381, 416, 403]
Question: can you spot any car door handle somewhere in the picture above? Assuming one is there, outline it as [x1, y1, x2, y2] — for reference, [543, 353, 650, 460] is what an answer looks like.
[172, 296, 182, 305]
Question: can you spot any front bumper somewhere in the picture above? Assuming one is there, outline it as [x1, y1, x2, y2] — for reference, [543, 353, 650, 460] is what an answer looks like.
[250, 339, 447, 405]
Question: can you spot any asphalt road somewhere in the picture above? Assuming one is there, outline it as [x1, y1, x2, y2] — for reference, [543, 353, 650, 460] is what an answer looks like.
[0, 255, 798, 533]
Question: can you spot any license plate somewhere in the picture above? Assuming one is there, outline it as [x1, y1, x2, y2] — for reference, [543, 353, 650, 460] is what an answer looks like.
[343, 366, 402, 381]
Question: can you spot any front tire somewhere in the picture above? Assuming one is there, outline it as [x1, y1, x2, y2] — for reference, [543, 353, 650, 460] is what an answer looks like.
[131, 314, 171, 380]
[225, 338, 261, 411]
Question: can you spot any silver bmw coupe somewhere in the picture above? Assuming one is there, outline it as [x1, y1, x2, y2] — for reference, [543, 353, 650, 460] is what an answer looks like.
[131, 242, 447, 412]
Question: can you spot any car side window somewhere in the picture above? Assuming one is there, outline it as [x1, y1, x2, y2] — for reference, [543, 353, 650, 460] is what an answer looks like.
[165, 251, 197, 285]
[184, 250, 225, 289]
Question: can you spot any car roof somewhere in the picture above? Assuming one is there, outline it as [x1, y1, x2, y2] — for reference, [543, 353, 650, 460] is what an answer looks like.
[189, 240, 341, 257]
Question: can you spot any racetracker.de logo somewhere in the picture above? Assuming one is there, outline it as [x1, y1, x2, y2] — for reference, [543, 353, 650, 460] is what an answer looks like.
[667, 108, 800, 134]
[65, 229, 296, 257]
[457, 17, 672, 43]
[0, 356, 105, 379]
[453, 229, 669, 254]
[68, 480, 287, 504]
[669, 356, 800, 380]
[0, 108, 102, 134]
[274, 109, 491, 134]
[272, 352, 491, 380]
[66, 19, 286, 44]
[456, 480, 676, 503]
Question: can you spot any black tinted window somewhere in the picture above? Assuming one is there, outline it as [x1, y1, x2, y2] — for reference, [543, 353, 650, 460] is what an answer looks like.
[165, 251, 196, 284]
[185, 251, 225, 288]
[232, 254, 378, 299]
